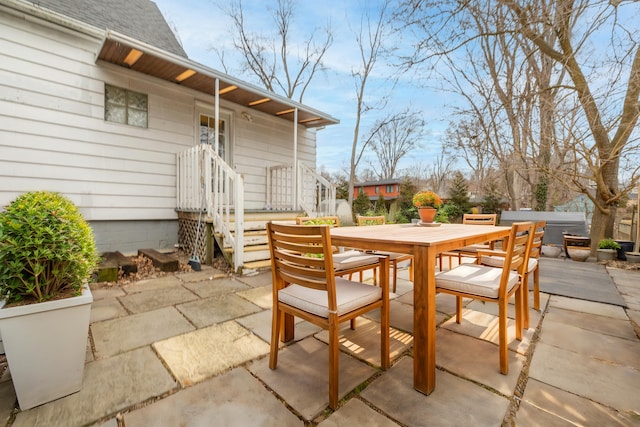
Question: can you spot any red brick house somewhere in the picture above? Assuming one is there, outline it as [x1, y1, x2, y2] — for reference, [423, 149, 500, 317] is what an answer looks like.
[354, 179, 402, 201]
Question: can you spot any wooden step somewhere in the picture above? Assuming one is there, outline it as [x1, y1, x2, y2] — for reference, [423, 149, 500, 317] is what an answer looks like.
[138, 248, 179, 272]
[96, 251, 138, 282]
[103, 251, 138, 275]
[243, 259, 272, 270]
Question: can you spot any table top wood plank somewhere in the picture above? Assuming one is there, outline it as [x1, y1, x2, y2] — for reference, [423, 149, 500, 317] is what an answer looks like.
[330, 223, 510, 254]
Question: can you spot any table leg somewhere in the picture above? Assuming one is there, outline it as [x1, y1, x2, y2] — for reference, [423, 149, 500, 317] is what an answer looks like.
[413, 246, 436, 394]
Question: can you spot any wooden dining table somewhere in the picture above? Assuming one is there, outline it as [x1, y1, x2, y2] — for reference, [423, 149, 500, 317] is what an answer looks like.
[329, 222, 511, 395]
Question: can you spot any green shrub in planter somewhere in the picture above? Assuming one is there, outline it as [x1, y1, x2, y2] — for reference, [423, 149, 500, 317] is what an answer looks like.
[598, 238, 621, 250]
[0, 191, 98, 304]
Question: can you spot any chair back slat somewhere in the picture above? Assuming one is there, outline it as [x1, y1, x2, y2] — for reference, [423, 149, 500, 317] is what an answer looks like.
[463, 213, 497, 226]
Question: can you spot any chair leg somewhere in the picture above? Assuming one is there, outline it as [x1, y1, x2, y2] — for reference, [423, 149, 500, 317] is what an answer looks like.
[456, 296, 463, 323]
[533, 267, 540, 310]
[350, 318, 357, 330]
[522, 272, 530, 330]
[328, 318, 340, 410]
[381, 303, 390, 371]
[392, 261, 398, 293]
[498, 299, 508, 375]
[515, 286, 523, 341]
[409, 259, 414, 282]
[269, 306, 282, 370]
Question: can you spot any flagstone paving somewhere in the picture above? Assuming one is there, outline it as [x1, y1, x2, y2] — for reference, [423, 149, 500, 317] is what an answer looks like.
[0, 258, 638, 426]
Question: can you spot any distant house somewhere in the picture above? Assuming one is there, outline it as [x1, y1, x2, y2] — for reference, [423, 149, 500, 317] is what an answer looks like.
[0, 0, 339, 272]
[354, 179, 402, 201]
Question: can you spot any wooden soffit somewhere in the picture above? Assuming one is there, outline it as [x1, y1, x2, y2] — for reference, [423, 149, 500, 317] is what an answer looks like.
[97, 34, 339, 128]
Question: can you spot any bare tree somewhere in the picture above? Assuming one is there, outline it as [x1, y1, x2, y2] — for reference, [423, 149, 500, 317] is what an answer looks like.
[347, 0, 395, 208]
[500, 0, 640, 249]
[369, 111, 424, 179]
[218, 0, 332, 102]
[399, 0, 640, 249]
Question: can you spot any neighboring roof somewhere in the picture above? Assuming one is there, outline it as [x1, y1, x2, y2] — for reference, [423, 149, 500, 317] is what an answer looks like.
[29, 0, 187, 58]
[9, 0, 338, 128]
[355, 179, 402, 187]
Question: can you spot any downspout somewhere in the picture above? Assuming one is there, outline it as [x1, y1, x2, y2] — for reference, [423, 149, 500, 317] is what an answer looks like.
[293, 108, 298, 211]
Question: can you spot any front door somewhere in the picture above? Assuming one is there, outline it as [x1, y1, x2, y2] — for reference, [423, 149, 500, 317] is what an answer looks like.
[198, 109, 233, 205]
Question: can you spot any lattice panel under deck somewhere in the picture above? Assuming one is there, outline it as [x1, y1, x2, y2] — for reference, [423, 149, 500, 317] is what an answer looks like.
[178, 216, 207, 263]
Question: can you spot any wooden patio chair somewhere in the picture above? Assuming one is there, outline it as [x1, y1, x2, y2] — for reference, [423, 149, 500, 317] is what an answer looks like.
[435, 221, 535, 374]
[474, 221, 545, 330]
[356, 215, 413, 292]
[266, 222, 390, 409]
[438, 213, 498, 270]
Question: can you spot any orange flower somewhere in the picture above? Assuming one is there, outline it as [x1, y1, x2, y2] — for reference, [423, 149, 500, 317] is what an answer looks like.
[412, 191, 442, 208]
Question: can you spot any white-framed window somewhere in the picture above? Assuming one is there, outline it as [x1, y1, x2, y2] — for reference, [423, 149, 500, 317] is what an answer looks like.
[104, 84, 148, 128]
[386, 185, 395, 193]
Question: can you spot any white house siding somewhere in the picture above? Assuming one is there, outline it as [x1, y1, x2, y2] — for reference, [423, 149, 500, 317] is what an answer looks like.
[0, 9, 319, 251]
[232, 107, 317, 210]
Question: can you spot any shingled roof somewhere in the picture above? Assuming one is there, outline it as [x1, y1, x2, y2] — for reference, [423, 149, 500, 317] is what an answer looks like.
[30, 0, 187, 58]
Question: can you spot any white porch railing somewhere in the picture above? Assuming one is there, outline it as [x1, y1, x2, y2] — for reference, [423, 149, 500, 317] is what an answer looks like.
[178, 147, 335, 271]
[177, 145, 244, 271]
[266, 162, 336, 216]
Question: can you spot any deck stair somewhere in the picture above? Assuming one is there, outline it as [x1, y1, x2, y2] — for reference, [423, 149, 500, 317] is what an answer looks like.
[213, 211, 303, 272]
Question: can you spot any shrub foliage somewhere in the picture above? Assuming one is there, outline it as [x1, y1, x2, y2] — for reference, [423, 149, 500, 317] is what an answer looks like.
[0, 191, 98, 304]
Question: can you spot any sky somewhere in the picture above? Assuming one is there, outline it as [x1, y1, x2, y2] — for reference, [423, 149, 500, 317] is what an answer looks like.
[152, 0, 454, 177]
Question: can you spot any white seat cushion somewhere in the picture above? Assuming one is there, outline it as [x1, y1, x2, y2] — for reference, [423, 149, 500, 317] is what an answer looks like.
[436, 264, 519, 298]
[332, 250, 380, 271]
[278, 277, 382, 318]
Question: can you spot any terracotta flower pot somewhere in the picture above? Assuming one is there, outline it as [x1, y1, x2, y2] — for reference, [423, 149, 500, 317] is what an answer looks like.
[418, 207, 437, 223]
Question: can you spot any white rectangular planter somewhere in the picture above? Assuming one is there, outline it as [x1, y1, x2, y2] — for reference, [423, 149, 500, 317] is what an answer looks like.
[0, 285, 92, 410]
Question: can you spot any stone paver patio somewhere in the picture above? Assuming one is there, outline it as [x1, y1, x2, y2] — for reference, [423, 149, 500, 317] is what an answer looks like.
[0, 257, 638, 426]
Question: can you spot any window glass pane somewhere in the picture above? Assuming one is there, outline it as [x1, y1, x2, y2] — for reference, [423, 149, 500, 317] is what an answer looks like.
[105, 85, 125, 106]
[128, 109, 147, 127]
[127, 91, 147, 110]
[105, 105, 126, 123]
[199, 113, 227, 160]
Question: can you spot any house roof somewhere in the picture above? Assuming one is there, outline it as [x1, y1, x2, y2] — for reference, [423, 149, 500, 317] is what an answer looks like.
[28, 0, 187, 58]
[355, 179, 402, 187]
[13, 0, 339, 129]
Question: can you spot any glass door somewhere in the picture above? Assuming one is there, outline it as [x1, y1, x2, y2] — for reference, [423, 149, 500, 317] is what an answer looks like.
[199, 113, 230, 164]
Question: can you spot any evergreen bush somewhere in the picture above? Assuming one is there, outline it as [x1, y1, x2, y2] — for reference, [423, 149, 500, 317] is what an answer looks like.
[0, 191, 98, 304]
